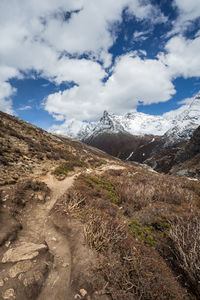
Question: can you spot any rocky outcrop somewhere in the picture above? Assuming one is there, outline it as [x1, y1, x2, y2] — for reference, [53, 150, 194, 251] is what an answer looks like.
[145, 126, 200, 178]
[169, 126, 200, 178]
[176, 126, 200, 162]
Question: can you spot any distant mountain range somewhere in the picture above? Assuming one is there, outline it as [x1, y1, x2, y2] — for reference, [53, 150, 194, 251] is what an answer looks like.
[51, 92, 200, 149]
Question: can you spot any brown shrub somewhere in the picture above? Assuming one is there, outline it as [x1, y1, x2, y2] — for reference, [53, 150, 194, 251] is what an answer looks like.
[10, 179, 50, 207]
[110, 170, 197, 217]
[84, 212, 127, 253]
[55, 178, 189, 300]
[169, 213, 200, 297]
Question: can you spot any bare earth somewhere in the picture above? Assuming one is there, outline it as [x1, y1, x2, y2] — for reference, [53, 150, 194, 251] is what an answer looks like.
[9, 164, 124, 300]
[17, 172, 76, 300]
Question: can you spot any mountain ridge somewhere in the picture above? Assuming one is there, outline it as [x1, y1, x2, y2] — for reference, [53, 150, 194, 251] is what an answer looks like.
[50, 92, 200, 147]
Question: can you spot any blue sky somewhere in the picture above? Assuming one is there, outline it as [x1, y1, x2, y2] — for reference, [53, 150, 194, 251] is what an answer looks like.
[0, 0, 200, 130]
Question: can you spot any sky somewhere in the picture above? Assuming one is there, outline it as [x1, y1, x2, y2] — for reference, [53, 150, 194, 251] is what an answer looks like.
[0, 0, 200, 130]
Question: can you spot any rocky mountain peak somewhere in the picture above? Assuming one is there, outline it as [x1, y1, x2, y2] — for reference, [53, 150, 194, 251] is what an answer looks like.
[194, 91, 200, 100]
[50, 91, 200, 146]
[100, 110, 114, 127]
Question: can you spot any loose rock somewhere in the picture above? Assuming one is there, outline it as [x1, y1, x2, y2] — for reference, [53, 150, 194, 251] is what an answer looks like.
[80, 289, 87, 297]
[8, 261, 33, 278]
[2, 242, 47, 263]
[2, 288, 16, 299]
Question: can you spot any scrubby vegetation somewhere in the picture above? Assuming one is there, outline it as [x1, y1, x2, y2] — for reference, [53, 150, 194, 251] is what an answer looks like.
[169, 213, 200, 296]
[52, 165, 200, 299]
[79, 174, 120, 204]
[54, 157, 88, 177]
[0, 110, 112, 185]
[129, 218, 155, 246]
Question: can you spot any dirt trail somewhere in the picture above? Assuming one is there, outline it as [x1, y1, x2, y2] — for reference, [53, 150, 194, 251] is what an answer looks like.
[16, 164, 124, 299]
[17, 172, 76, 300]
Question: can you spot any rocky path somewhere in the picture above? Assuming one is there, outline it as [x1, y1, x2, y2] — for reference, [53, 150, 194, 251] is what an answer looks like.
[10, 164, 124, 300]
[17, 172, 76, 300]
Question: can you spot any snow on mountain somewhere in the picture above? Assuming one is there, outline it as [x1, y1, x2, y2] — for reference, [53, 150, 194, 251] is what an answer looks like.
[164, 92, 200, 146]
[49, 92, 200, 144]
[86, 110, 172, 138]
[50, 120, 97, 140]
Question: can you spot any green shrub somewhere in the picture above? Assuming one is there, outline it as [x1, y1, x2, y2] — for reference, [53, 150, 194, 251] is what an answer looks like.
[54, 158, 88, 176]
[129, 218, 155, 246]
[81, 175, 120, 204]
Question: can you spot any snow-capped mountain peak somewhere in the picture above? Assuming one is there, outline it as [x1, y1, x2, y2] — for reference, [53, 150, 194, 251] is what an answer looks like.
[49, 92, 200, 145]
[164, 92, 200, 146]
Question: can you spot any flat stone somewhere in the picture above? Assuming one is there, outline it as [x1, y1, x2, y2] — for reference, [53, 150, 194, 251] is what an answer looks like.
[2, 242, 47, 263]
[2, 288, 16, 299]
[8, 261, 33, 278]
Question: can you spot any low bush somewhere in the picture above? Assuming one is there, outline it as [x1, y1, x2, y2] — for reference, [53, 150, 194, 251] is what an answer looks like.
[129, 218, 155, 246]
[78, 175, 120, 204]
[54, 173, 189, 299]
[169, 213, 200, 297]
[108, 169, 198, 218]
[54, 158, 88, 176]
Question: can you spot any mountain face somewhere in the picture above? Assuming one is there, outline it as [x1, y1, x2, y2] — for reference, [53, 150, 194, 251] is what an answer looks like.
[170, 125, 200, 178]
[54, 110, 172, 141]
[51, 92, 200, 148]
[49, 92, 200, 164]
[83, 131, 162, 161]
[145, 125, 200, 178]
[163, 92, 200, 147]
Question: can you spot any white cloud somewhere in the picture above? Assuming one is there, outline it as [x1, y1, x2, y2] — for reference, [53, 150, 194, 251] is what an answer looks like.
[159, 35, 200, 78]
[42, 0, 166, 57]
[128, 1, 167, 23]
[169, 0, 200, 35]
[45, 54, 176, 121]
[18, 105, 32, 111]
[0, 0, 170, 118]
[45, 57, 106, 85]
[0, 81, 16, 114]
[0, 0, 163, 70]
[0, 0, 166, 114]
[174, 0, 200, 22]
[133, 30, 149, 39]
[0, 98, 14, 115]
[102, 55, 176, 113]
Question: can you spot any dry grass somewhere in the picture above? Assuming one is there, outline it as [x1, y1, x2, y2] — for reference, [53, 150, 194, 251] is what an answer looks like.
[84, 212, 127, 253]
[105, 168, 199, 220]
[169, 213, 200, 297]
[53, 170, 191, 299]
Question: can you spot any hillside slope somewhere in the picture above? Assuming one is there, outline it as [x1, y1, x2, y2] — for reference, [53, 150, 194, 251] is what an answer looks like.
[0, 111, 200, 299]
